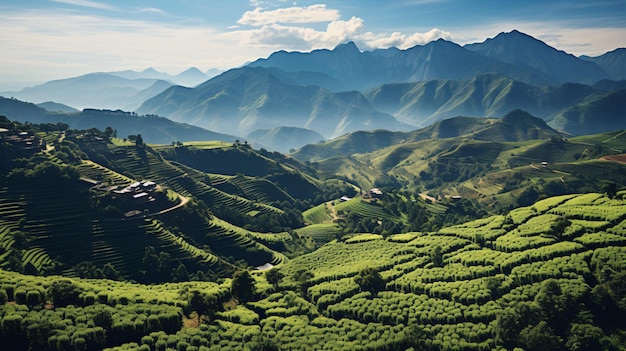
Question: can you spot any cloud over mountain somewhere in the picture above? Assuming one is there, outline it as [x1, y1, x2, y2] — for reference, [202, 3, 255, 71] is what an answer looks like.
[238, 4, 341, 25]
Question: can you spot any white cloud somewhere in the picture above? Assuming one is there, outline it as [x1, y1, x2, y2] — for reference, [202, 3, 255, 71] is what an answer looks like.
[0, 9, 270, 83]
[238, 16, 364, 49]
[356, 28, 452, 49]
[238, 4, 340, 26]
[51, 0, 118, 11]
[138, 7, 166, 15]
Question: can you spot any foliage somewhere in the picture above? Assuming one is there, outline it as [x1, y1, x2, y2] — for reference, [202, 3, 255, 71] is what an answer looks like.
[265, 269, 284, 290]
[232, 270, 256, 303]
[354, 267, 385, 295]
[47, 279, 82, 307]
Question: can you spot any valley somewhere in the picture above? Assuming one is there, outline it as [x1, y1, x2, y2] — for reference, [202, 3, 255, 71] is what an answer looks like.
[0, 28, 625, 351]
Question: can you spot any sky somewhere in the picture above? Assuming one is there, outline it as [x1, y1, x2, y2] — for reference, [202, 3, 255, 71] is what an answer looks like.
[1, 0, 626, 89]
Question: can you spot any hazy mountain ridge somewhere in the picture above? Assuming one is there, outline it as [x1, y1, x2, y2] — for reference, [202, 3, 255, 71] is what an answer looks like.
[364, 74, 602, 127]
[1, 73, 175, 110]
[549, 89, 626, 135]
[464, 30, 610, 84]
[138, 31, 625, 139]
[581, 47, 626, 80]
[0, 67, 218, 111]
[250, 38, 555, 90]
[3, 30, 625, 145]
[138, 66, 412, 139]
[36, 101, 79, 113]
[0, 97, 238, 144]
[293, 110, 561, 162]
[246, 126, 326, 153]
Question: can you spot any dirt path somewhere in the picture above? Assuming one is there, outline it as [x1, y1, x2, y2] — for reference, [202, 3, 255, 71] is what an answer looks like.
[326, 202, 340, 222]
[419, 193, 438, 203]
[154, 194, 189, 216]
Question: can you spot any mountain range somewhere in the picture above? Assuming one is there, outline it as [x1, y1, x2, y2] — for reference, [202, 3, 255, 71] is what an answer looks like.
[0, 67, 218, 111]
[137, 30, 625, 140]
[0, 97, 237, 144]
[1, 29, 625, 151]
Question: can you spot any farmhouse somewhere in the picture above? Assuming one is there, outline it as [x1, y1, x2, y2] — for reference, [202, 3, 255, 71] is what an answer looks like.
[1, 130, 41, 151]
[369, 188, 383, 198]
[113, 180, 159, 204]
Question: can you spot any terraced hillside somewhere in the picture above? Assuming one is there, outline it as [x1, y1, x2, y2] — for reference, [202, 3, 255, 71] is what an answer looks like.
[181, 191, 626, 350]
[307, 124, 626, 215]
[1, 191, 624, 351]
[0, 132, 311, 281]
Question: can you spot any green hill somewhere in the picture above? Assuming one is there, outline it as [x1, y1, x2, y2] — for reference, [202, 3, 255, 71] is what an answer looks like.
[293, 110, 560, 163]
[0, 120, 337, 281]
[1, 190, 625, 350]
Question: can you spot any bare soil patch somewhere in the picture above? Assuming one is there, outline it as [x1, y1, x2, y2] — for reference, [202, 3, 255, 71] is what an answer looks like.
[600, 154, 626, 164]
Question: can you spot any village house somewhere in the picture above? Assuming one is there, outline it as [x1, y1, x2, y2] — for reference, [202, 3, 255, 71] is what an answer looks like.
[369, 188, 383, 198]
[113, 180, 159, 203]
[1, 129, 41, 151]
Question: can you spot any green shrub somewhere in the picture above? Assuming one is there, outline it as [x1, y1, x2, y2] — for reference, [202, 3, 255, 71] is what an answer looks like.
[14, 288, 27, 305]
[155, 339, 167, 351]
[0, 289, 8, 305]
[47, 279, 81, 307]
[26, 290, 42, 306]
[74, 337, 87, 351]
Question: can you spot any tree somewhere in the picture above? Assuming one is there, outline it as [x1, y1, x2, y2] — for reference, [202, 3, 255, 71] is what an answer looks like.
[93, 307, 113, 330]
[518, 321, 562, 351]
[102, 263, 121, 280]
[187, 290, 219, 322]
[265, 268, 284, 290]
[603, 181, 618, 199]
[566, 323, 604, 351]
[247, 334, 279, 351]
[47, 279, 82, 307]
[231, 270, 256, 303]
[354, 267, 385, 295]
[292, 269, 314, 299]
[398, 324, 434, 350]
[430, 246, 443, 267]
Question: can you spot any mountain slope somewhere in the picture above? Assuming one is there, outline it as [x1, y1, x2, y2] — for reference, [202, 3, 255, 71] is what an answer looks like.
[247, 126, 326, 153]
[137, 66, 411, 138]
[581, 47, 626, 80]
[0, 97, 238, 144]
[364, 74, 600, 127]
[36, 101, 79, 113]
[293, 110, 560, 162]
[2, 73, 173, 110]
[548, 90, 626, 135]
[464, 30, 610, 84]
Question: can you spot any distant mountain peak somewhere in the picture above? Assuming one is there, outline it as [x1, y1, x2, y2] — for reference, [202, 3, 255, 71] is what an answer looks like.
[333, 41, 360, 53]
[176, 67, 204, 76]
[501, 108, 536, 121]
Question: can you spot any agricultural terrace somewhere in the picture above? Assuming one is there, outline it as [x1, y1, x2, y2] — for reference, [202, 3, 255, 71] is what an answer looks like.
[1, 191, 625, 350]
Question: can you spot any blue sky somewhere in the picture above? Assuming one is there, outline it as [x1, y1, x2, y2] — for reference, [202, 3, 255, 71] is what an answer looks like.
[1, 0, 625, 87]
